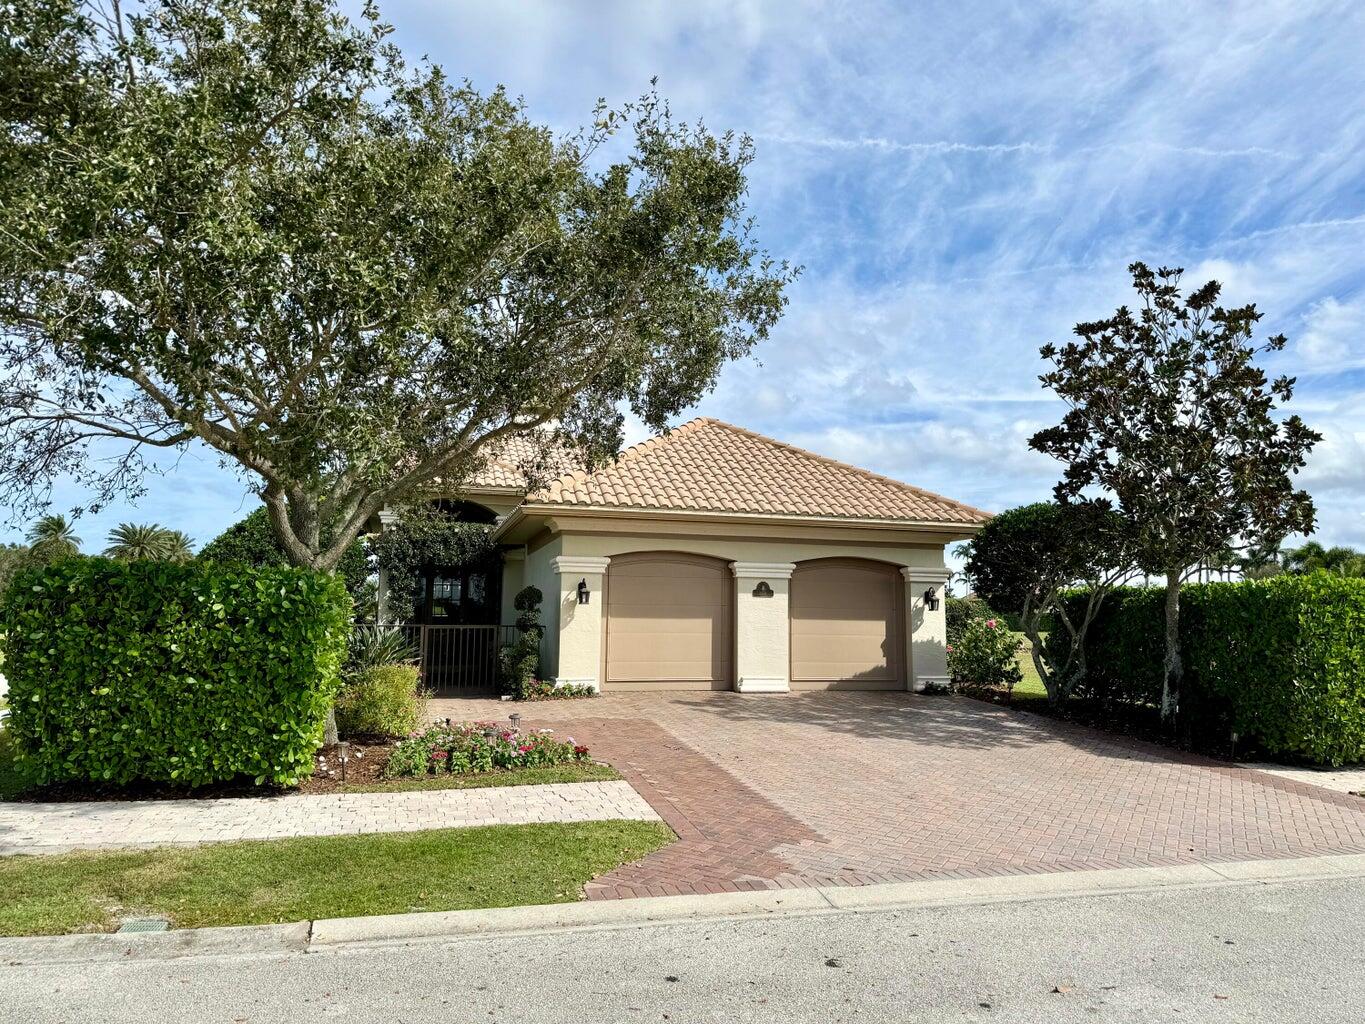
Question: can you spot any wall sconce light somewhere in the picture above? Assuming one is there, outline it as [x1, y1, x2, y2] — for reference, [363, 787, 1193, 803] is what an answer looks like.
[752, 581, 774, 598]
[923, 588, 940, 611]
[577, 578, 590, 605]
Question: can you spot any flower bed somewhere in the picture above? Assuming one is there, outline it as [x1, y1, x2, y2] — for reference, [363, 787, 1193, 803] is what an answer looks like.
[384, 722, 591, 779]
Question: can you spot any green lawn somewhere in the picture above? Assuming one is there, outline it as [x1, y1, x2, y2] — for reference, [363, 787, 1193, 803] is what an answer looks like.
[0, 820, 674, 936]
[1010, 633, 1049, 703]
[342, 761, 620, 793]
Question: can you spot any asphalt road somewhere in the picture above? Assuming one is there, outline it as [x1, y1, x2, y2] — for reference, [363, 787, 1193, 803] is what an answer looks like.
[2, 876, 1362, 1023]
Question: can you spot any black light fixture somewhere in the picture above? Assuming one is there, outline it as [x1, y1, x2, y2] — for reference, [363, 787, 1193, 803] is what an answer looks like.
[923, 588, 940, 611]
[577, 578, 590, 605]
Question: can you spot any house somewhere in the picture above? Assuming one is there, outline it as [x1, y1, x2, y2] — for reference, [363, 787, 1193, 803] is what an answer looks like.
[379, 418, 988, 694]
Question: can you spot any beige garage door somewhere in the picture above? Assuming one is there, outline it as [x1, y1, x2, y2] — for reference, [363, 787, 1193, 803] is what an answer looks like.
[790, 559, 903, 690]
[605, 552, 733, 690]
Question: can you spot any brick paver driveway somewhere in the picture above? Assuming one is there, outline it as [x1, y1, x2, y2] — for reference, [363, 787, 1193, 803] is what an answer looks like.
[433, 692, 1365, 900]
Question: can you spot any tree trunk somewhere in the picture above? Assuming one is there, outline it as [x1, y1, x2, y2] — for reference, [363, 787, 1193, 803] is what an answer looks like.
[1160, 571, 1183, 727]
[323, 708, 339, 746]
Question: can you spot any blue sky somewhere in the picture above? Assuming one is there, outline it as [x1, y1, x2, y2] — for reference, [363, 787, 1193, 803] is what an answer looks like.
[8, 0, 1365, 556]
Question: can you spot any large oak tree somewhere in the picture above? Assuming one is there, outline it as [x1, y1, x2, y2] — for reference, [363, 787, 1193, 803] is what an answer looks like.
[0, 0, 794, 569]
[1030, 263, 1319, 726]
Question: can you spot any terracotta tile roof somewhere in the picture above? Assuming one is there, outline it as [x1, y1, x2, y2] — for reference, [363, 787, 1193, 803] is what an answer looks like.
[528, 418, 990, 525]
[468, 434, 583, 491]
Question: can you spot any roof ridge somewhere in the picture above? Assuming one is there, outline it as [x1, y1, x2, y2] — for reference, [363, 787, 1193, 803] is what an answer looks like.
[699, 419, 993, 520]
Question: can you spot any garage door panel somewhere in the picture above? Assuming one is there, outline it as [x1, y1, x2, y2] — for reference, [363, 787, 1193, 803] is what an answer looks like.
[791, 559, 903, 689]
[605, 553, 732, 690]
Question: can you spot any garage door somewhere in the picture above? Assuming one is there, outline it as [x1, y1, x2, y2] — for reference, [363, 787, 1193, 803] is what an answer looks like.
[605, 552, 732, 690]
[790, 559, 903, 690]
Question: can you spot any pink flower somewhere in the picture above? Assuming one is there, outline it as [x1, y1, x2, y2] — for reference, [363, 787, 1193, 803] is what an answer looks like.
[985, 619, 997, 629]
[945, 644, 954, 653]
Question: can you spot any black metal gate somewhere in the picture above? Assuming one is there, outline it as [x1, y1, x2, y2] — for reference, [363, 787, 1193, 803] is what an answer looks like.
[383, 624, 518, 695]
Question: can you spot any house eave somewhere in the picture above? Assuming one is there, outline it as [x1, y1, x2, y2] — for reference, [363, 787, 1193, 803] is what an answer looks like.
[493, 502, 986, 546]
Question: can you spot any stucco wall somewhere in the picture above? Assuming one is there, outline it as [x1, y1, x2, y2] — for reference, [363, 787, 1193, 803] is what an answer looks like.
[558, 531, 943, 569]
[732, 564, 793, 692]
[522, 534, 563, 675]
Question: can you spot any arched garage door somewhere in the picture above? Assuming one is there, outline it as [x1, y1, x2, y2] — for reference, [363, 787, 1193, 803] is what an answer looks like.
[605, 552, 732, 690]
[790, 559, 904, 690]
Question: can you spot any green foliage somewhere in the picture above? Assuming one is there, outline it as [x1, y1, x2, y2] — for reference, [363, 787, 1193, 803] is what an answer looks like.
[334, 664, 424, 740]
[369, 516, 498, 620]
[0, 558, 351, 788]
[965, 501, 1134, 704]
[0, 544, 30, 606]
[1282, 541, 1365, 578]
[1030, 262, 1320, 722]
[1047, 587, 1166, 707]
[384, 722, 591, 779]
[1054, 574, 1365, 765]
[104, 523, 194, 562]
[200, 508, 370, 612]
[24, 515, 79, 563]
[946, 595, 992, 646]
[346, 625, 418, 673]
[500, 585, 545, 699]
[0, 0, 794, 572]
[948, 616, 1023, 692]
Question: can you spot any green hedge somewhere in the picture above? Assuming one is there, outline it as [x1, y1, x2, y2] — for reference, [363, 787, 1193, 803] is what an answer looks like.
[0, 559, 351, 787]
[1050, 573, 1365, 765]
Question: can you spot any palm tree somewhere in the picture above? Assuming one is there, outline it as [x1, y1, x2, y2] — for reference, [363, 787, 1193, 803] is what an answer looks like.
[161, 530, 195, 563]
[25, 514, 81, 562]
[104, 523, 184, 561]
[1283, 541, 1365, 576]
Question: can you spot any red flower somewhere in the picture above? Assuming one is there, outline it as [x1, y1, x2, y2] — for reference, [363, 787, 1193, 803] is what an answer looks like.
[574, 745, 589, 756]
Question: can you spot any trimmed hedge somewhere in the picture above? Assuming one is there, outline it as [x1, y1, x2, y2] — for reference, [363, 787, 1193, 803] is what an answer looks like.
[0, 559, 351, 787]
[1050, 573, 1365, 765]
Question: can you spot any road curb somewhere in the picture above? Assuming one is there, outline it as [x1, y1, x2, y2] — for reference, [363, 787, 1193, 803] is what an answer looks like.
[0, 922, 309, 967]
[4, 854, 1364, 964]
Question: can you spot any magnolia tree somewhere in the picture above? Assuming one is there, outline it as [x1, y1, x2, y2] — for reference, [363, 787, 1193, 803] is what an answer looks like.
[0, 0, 794, 570]
[963, 502, 1134, 706]
[1030, 263, 1319, 726]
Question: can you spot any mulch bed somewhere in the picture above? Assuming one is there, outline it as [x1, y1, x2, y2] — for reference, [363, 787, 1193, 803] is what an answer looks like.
[12, 738, 403, 803]
[958, 683, 1260, 762]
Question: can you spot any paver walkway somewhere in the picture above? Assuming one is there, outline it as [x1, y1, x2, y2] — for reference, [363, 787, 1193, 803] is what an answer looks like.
[0, 781, 658, 855]
[434, 692, 1365, 900]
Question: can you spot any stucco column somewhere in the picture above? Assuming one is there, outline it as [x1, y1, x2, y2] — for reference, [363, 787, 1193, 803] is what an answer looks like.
[550, 555, 610, 692]
[730, 562, 796, 693]
[902, 566, 951, 693]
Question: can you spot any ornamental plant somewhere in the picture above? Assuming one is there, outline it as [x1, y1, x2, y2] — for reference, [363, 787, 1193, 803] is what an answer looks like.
[383, 721, 591, 778]
[0, 559, 351, 787]
[947, 617, 1024, 694]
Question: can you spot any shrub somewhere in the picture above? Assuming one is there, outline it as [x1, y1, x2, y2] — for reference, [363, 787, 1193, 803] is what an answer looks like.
[1047, 586, 1165, 708]
[948, 617, 1023, 691]
[335, 664, 425, 739]
[383, 721, 591, 778]
[1053, 573, 1365, 765]
[515, 679, 598, 701]
[0, 558, 351, 787]
[946, 595, 992, 646]
[346, 625, 418, 673]
[501, 585, 545, 700]
[199, 508, 371, 616]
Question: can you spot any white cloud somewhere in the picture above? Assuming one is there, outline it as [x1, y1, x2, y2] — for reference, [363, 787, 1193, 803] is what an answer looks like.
[11, 0, 1365, 554]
